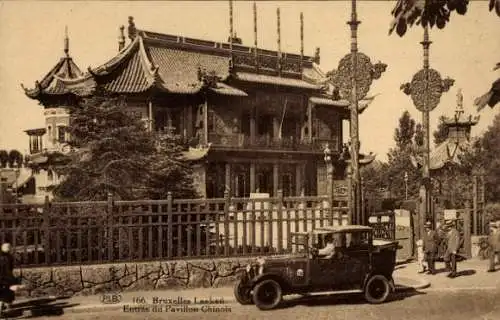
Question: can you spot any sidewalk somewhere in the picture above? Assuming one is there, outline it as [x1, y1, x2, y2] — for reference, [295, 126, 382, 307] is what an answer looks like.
[394, 257, 500, 291]
[19, 258, 498, 314]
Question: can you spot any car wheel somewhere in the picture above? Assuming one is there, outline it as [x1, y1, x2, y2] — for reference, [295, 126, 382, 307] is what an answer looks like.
[364, 275, 391, 304]
[234, 279, 253, 305]
[252, 279, 282, 311]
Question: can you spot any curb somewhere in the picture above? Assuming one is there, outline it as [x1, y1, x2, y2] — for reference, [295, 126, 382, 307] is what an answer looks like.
[394, 276, 431, 292]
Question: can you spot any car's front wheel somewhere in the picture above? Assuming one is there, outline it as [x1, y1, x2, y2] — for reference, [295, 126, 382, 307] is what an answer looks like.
[364, 275, 391, 304]
[234, 279, 253, 305]
[252, 279, 282, 311]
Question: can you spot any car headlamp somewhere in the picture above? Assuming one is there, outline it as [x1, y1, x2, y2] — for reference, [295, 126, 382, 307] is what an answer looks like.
[246, 264, 252, 273]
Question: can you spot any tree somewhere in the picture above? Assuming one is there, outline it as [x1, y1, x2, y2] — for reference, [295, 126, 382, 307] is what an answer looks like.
[7, 150, 23, 168]
[53, 93, 197, 201]
[475, 77, 500, 111]
[361, 111, 422, 201]
[389, 1, 500, 110]
[0, 150, 8, 168]
[458, 112, 500, 203]
[394, 111, 416, 149]
[389, 0, 500, 37]
[433, 116, 449, 146]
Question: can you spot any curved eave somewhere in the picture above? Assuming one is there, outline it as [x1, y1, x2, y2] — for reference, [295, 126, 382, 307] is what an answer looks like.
[181, 146, 210, 162]
[234, 72, 322, 90]
[90, 35, 141, 76]
[345, 154, 377, 166]
[86, 33, 161, 94]
[310, 95, 376, 114]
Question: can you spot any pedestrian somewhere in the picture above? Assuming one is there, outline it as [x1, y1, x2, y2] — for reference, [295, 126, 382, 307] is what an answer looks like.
[487, 221, 500, 272]
[416, 239, 427, 273]
[0, 243, 20, 314]
[435, 222, 447, 260]
[423, 221, 438, 275]
[444, 220, 461, 278]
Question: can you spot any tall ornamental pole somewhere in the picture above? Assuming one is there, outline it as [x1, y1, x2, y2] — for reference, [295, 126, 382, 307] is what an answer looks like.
[331, 0, 386, 225]
[401, 26, 454, 233]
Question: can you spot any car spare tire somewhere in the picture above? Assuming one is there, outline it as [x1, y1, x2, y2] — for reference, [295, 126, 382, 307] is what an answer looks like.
[252, 279, 282, 311]
[234, 279, 253, 305]
[364, 274, 391, 304]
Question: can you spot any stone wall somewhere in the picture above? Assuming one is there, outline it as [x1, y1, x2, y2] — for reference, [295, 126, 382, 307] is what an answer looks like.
[14, 258, 254, 298]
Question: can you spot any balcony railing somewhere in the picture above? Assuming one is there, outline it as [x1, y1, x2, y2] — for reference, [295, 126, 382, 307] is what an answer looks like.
[207, 133, 339, 152]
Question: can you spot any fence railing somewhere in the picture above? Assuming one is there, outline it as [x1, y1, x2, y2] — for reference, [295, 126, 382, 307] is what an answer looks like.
[0, 191, 352, 268]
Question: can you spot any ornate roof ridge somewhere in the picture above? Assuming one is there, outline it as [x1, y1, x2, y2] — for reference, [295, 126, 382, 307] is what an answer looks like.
[140, 29, 316, 63]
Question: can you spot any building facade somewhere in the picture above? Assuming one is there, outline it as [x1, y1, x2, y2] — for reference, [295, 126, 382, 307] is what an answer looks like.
[22, 17, 375, 199]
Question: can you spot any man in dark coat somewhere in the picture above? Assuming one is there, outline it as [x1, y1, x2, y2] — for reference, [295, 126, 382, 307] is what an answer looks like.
[444, 221, 461, 278]
[423, 221, 439, 275]
[0, 243, 19, 312]
[487, 221, 500, 272]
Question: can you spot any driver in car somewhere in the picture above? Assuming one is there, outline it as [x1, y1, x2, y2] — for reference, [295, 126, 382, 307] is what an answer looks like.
[318, 234, 336, 259]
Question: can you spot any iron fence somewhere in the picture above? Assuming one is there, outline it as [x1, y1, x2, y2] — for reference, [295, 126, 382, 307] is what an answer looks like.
[0, 191, 352, 268]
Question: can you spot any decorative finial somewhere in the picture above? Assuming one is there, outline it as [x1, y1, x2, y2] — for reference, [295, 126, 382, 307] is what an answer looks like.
[300, 12, 304, 60]
[455, 88, 464, 121]
[64, 26, 69, 56]
[118, 25, 126, 51]
[253, 2, 259, 69]
[421, 25, 432, 69]
[457, 88, 463, 110]
[229, 0, 234, 49]
[128, 16, 137, 41]
[277, 8, 281, 75]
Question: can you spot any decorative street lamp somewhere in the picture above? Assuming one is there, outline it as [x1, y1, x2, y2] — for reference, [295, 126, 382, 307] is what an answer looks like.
[330, 0, 387, 226]
[324, 143, 333, 220]
[404, 171, 408, 200]
[401, 26, 454, 232]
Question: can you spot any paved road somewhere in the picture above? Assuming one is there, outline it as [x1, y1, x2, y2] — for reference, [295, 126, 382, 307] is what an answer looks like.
[26, 287, 500, 320]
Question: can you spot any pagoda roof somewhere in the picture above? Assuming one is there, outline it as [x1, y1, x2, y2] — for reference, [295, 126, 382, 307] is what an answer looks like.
[22, 53, 84, 100]
[429, 139, 468, 171]
[38, 27, 328, 97]
[441, 113, 480, 128]
[411, 138, 471, 171]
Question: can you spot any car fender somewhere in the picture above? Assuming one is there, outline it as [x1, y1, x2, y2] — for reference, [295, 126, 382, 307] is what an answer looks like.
[249, 273, 288, 290]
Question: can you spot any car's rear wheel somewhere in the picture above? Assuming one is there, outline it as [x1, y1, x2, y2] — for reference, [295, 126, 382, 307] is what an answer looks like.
[364, 275, 391, 304]
[252, 279, 282, 310]
[234, 279, 253, 305]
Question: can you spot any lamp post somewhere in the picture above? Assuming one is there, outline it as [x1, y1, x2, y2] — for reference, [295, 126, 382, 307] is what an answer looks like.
[404, 171, 408, 200]
[401, 26, 454, 232]
[330, 0, 386, 225]
[324, 143, 334, 221]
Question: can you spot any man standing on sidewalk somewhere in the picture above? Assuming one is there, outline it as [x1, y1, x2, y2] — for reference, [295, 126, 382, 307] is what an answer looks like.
[487, 221, 500, 272]
[444, 220, 460, 278]
[423, 221, 438, 275]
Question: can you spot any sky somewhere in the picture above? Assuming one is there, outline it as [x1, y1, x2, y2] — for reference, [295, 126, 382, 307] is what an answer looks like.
[0, 1, 499, 161]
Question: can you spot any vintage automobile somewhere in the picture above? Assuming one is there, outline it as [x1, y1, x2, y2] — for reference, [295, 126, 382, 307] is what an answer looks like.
[234, 225, 400, 310]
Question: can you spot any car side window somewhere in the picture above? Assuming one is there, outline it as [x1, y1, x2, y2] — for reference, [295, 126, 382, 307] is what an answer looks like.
[346, 232, 370, 249]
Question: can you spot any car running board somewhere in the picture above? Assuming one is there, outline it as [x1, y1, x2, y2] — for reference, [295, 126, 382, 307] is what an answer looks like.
[293, 289, 364, 296]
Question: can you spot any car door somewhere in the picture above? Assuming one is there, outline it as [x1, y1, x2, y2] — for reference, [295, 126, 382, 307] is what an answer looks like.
[309, 255, 340, 290]
[335, 231, 371, 289]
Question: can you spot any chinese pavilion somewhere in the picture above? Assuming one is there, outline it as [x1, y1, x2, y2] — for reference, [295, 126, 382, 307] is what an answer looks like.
[22, 15, 376, 199]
